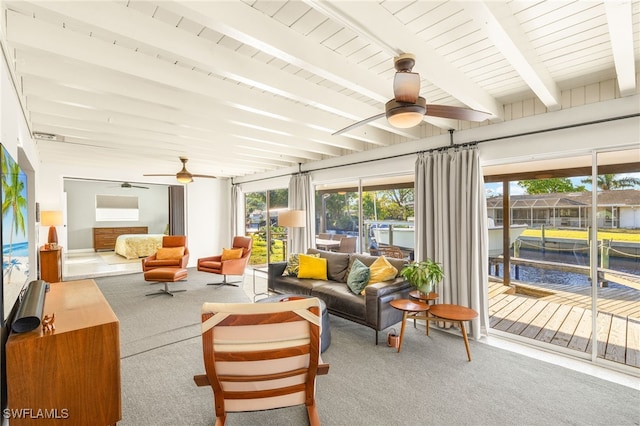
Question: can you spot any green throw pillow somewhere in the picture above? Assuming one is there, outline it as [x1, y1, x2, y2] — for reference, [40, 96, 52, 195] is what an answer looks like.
[347, 259, 370, 295]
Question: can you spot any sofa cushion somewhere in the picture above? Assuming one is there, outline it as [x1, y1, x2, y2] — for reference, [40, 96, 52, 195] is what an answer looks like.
[306, 248, 350, 282]
[346, 259, 370, 295]
[311, 282, 366, 320]
[297, 254, 328, 280]
[348, 253, 406, 277]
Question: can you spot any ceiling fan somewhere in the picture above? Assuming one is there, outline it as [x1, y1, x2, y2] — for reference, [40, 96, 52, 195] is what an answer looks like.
[144, 157, 217, 183]
[333, 53, 493, 135]
[120, 182, 148, 189]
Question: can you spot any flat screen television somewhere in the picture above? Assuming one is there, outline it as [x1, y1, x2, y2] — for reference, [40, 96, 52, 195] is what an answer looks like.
[1, 144, 29, 325]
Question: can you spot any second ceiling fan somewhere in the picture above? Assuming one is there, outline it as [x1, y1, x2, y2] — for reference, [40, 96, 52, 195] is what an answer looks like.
[333, 53, 493, 135]
[144, 157, 216, 183]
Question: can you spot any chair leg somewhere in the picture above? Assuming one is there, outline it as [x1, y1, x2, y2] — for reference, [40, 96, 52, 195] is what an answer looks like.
[146, 281, 186, 297]
[307, 403, 320, 426]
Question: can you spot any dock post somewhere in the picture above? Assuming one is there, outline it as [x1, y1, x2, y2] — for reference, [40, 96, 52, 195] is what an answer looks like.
[600, 239, 610, 287]
[541, 224, 546, 253]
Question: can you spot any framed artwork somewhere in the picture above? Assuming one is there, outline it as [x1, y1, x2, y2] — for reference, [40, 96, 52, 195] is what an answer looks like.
[1, 144, 29, 325]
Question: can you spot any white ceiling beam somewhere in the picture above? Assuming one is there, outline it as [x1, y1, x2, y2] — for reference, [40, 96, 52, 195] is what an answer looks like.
[30, 111, 324, 163]
[158, 1, 423, 138]
[32, 98, 342, 158]
[26, 2, 392, 127]
[462, 1, 561, 111]
[21, 70, 372, 153]
[604, 0, 637, 96]
[307, 1, 504, 121]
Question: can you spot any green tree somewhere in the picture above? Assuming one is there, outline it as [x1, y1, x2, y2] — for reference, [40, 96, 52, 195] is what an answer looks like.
[581, 173, 640, 190]
[518, 178, 584, 194]
[1, 153, 27, 275]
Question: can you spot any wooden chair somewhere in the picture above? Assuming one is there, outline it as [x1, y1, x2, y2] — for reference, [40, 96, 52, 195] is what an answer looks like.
[317, 233, 331, 240]
[141, 235, 189, 272]
[377, 245, 405, 259]
[194, 298, 330, 426]
[197, 236, 252, 288]
[336, 236, 357, 253]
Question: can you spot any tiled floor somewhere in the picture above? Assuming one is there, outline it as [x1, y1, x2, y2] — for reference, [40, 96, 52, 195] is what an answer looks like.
[64, 250, 142, 280]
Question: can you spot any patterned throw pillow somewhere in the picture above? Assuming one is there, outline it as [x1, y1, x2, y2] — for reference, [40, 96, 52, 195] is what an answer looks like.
[347, 259, 370, 295]
[284, 253, 319, 276]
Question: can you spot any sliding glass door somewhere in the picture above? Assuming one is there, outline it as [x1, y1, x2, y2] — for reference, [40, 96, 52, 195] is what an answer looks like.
[487, 148, 640, 371]
[244, 189, 288, 265]
[594, 149, 640, 367]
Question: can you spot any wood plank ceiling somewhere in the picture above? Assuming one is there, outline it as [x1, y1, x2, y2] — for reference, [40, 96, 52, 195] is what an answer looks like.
[1, 1, 638, 181]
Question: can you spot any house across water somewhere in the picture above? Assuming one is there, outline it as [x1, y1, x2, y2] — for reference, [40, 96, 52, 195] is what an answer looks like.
[486, 189, 640, 229]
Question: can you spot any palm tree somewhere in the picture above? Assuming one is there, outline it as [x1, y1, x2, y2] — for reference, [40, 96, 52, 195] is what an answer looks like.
[581, 173, 640, 190]
[1, 152, 28, 278]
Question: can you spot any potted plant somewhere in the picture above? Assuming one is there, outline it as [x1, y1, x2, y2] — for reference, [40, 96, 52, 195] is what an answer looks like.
[399, 259, 445, 295]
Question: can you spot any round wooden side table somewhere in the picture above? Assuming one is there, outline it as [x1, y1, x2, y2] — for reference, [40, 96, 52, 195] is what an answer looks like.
[409, 290, 439, 335]
[389, 299, 430, 353]
[428, 304, 478, 361]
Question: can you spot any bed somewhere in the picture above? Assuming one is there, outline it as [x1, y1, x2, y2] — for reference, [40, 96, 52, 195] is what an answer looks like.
[114, 234, 164, 259]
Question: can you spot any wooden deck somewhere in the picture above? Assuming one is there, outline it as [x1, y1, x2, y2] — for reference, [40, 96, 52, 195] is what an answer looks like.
[488, 281, 640, 368]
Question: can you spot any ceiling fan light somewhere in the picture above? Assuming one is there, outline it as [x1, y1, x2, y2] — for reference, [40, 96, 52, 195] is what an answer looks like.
[385, 97, 426, 128]
[176, 172, 193, 183]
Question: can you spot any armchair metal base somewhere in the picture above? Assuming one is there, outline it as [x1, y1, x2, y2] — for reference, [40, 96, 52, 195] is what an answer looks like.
[146, 282, 187, 297]
[207, 275, 243, 288]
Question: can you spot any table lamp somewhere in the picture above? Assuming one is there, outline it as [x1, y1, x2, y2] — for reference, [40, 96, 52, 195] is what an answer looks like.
[41, 210, 63, 245]
[278, 209, 306, 258]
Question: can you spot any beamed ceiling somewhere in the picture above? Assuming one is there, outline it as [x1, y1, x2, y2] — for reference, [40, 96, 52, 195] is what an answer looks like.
[1, 1, 638, 181]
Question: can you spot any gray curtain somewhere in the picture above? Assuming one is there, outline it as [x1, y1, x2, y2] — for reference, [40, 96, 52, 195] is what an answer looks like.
[288, 173, 314, 254]
[414, 146, 489, 339]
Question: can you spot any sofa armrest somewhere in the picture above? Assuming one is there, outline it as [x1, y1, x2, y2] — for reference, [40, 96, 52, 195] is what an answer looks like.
[268, 262, 288, 291]
[364, 277, 411, 298]
[364, 277, 412, 330]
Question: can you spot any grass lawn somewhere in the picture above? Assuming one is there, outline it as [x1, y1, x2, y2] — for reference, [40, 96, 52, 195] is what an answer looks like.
[521, 228, 640, 242]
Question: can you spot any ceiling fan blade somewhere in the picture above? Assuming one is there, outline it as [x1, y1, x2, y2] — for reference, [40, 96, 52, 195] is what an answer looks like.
[143, 174, 175, 177]
[192, 174, 217, 179]
[393, 72, 420, 103]
[425, 105, 493, 122]
[332, 112, 386, 136]
[132, 185, 149, 189]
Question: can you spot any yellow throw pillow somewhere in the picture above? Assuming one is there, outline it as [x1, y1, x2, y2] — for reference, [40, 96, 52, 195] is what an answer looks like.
[156, 246, 185, 260]
[221, 248, 244, 261]
[297, 254, 328, 280]
[368, 255, 398, 284]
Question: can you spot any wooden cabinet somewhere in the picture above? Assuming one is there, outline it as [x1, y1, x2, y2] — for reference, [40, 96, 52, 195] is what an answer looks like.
[93, 226, 148, 251]
[6, 279, 121, 425]
[40, 246, 62, 283]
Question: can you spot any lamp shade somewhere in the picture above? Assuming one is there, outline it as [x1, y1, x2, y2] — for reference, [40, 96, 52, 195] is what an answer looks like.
[40, 210, 63, 226]
[41, 210, 63, 245]
[278, 210, 306, 228]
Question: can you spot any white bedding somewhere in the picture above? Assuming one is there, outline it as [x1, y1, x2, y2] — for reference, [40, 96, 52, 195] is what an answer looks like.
[114, 234, 164, 259]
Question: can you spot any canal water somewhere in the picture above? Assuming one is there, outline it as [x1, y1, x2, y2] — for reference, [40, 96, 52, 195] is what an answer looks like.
[491, 248, 640, 291]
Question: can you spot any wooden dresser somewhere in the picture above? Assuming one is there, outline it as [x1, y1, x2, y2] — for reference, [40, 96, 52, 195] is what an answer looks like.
[6, 279, 121, 425]
[93, 226, 148, 251]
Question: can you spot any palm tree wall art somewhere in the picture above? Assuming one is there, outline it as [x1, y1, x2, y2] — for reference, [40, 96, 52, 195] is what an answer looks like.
[1, 144, 29, 325]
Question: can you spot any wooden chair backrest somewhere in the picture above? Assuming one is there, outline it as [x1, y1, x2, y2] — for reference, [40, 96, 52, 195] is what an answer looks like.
[199, 299, 322, 418]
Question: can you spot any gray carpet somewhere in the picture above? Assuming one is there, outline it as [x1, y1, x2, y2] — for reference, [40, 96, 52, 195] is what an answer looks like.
[95, 270, 640, 426]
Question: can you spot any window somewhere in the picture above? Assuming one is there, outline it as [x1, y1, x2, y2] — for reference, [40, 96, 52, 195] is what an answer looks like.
[95, 194, 139, 221]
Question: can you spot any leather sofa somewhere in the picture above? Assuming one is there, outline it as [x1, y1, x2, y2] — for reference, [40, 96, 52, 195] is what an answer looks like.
[268, 248, 411, 344]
